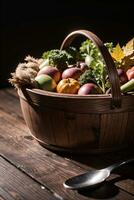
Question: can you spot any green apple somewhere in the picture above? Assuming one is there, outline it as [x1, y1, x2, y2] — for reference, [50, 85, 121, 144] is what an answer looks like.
[35, 74, 56, 91]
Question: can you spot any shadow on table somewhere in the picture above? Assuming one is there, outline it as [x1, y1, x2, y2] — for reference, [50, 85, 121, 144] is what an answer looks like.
[56, 146, 134, 168]
[77, 177, 121, 199]
[65, 172, 133, 199]
[78, 180, 119, 199]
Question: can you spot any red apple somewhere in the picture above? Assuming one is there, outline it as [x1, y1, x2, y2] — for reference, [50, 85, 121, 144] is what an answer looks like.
[117, 68, 128, 84]
[78, 83, 101, 95]
[62, 67, 82, 80]
[37, 66, 61, 83]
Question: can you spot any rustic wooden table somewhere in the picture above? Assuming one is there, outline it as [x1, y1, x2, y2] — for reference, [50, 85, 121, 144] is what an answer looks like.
[0, 88, 134, 200]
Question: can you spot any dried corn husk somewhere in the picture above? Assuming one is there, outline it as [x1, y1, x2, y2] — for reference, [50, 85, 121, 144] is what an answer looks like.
[9, 55, 43, 89]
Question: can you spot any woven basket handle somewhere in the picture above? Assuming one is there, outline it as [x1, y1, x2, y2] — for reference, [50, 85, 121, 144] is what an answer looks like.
[60, 30, 121, 108]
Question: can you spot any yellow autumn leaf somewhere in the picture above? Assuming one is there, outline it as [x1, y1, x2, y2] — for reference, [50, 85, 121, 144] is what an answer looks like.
[123, 38, 134, 56]
[121, 38, 134, 70]
[111, 43, 125, 62]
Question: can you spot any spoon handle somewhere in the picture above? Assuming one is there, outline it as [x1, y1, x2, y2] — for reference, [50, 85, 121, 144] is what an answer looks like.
[107, 158, 134, 172]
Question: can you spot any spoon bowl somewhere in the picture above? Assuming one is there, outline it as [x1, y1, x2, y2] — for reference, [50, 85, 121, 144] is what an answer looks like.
[63, 158, 134, 190]
[64, 169, 110, 190]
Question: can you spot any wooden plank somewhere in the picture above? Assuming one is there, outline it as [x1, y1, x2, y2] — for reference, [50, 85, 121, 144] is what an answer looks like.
[0, 89, 22, 119]
[0, 110, 89, 200]
[0, 156, 59, 200]
[3, 88, 18, 97]
[0, 187, 15, 200]
[0, 109, 134, 200]
[0, 89, 134, 198]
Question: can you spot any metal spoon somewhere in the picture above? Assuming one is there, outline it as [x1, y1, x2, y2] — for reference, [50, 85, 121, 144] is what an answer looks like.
[63, 158, 134, 190]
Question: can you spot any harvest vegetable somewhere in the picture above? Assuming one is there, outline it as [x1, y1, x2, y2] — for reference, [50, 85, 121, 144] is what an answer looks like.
[35, 74, 56, 91]
[126, 66, 134, 80]
[42, 47, 80, 72]
[117, 68, 128, 85]
[57, 78, 80, 94]
[37, 66, 61, 83]
[79, 40, 112, 93]
[78, 83, 102, 95]
[120, 79, 134, 93]
[62, 67, 82, 80]
[9, 37, 134, 95]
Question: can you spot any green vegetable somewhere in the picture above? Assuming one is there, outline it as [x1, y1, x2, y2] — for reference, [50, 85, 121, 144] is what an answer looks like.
[85, 55, 93, 66]
[104, 42, 114, 53]
[39, 59, 49, 69]
[78, 69, 96, 86]
[42, 47, 79, 72]
[121, 79, 134, 93]
[42, 49, 68, 71]
[65, 47, 81, 63]
[79, 40, 113, 93]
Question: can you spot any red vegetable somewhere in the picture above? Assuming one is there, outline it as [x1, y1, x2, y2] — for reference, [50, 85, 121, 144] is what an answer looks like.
[117, 68, 128, 84]
[62, 67, 82, 80]
[126, 66, 134, 80]
[37, 66, 61, 83]
[78, 83, 101, 95]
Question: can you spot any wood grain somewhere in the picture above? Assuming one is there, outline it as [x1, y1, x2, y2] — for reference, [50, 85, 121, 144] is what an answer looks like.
[0, 88, 134, 200]
[0, 110, 90, 200]
[18, 86, 134, 153]
[0, 157, 58, 200]
[0, 89, 23, 119]
[100, 112, 128, 148]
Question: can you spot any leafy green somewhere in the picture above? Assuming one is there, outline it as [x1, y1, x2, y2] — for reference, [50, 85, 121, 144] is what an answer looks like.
[105, 42, 114, 53]
[78, 69, 95, 85]
[79, 40, 113, 93]
[80, 40, 100, 60]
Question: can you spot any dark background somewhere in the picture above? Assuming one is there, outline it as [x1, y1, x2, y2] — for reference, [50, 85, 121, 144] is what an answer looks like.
[1, 0, 133, 88]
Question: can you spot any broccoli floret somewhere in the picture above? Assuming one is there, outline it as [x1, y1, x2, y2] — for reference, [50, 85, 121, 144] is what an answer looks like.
[42, 47, 80, 72]
[66, 47, 81, 63]
[42, 49, 68, 71]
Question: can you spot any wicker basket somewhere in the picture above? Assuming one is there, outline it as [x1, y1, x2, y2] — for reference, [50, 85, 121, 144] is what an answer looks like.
[18, 30, 134, 153]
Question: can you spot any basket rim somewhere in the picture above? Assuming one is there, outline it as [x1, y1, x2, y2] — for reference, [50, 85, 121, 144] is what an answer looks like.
[18, 88, 134, 113]
[23, 88, 112, 100]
